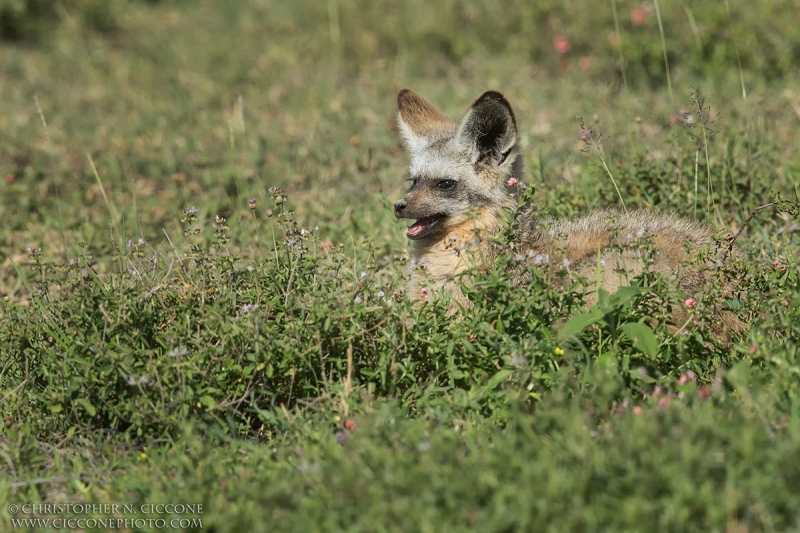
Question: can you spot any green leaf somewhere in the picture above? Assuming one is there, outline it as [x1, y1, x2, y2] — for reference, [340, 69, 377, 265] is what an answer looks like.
[75, 398, 97, 417]
[49, 404, 63, 414]
[612, 286, 641, 306]
[619, 322, 659, 359]
[485, 368, 513, 390]
[725, 299, 744, 310]
[198, 395, 216, 408]
[596, 288, 611, 308]
[449, 369, 467, 380]
[558, 308, 604, 340]
[445, 341, 455, 358]
[726, 361, 752, 390]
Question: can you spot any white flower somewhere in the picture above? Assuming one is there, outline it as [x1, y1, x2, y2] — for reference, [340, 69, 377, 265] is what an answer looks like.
[508, 355, 527, 366]
[531, 252, 550, 265]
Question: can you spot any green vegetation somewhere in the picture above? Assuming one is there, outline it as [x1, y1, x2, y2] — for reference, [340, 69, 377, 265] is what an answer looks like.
[1, 0, 800, 531]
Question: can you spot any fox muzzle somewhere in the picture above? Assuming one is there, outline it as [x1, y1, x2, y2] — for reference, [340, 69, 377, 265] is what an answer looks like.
[394, 198, 408, 218]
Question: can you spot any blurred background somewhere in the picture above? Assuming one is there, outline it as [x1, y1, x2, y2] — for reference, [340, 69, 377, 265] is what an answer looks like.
[1, 0, 799, 269]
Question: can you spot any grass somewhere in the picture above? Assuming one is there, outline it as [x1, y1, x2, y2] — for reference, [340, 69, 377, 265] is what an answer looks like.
[1, 0, 800, 531]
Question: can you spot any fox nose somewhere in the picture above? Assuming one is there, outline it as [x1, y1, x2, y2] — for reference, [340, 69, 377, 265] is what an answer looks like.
[394, 198, 408, 217]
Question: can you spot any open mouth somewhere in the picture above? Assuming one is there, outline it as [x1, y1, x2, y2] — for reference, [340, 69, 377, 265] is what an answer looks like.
[407, 214, 447, 240]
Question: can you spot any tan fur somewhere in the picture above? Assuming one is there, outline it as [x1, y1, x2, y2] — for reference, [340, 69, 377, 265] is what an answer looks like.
[394, 90, 748, 340]
[408, 207, 505, 308]
[397, 89, 455, 147]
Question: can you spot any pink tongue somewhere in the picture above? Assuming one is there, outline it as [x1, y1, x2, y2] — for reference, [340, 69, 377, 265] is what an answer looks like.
[408, 221, 425, 236]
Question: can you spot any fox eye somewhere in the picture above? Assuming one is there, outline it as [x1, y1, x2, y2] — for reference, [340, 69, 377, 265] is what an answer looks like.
[437, 179, 457, 190]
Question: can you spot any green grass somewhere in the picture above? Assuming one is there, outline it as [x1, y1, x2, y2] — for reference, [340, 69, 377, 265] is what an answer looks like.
[1, 0, 800, 531]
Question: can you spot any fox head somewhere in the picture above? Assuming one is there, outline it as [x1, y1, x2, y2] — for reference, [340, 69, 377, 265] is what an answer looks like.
[393, 89, 523, 241]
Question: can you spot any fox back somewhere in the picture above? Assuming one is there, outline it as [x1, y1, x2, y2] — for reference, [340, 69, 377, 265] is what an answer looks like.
[393, 89, 746, 338]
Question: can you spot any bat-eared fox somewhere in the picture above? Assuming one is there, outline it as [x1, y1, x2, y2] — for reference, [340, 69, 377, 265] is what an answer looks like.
[393, 89, 747, 338]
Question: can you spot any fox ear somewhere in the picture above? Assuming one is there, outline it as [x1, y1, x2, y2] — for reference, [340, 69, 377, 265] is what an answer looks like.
[457, 91, 517, 167]
[397, 89, 453, 152]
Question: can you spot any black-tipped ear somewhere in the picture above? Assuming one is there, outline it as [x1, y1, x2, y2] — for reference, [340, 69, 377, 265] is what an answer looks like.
[456, 91, 518, 166]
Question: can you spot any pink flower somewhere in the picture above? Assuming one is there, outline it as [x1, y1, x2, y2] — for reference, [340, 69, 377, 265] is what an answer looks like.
[344, 419, 355, 431]
[420, 288, 429, 300]
[698, 385, 710, 402]
[507, 177, 517, 187]
[684, 298, 697, 308]
[631, 8, 646, 25]
[579, 56, 592, 71]
[632, 406, 643, 416]
[553, 35, 570, 55]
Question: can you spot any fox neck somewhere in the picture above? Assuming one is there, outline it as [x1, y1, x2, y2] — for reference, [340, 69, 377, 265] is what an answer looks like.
[408, 203, 513, 299]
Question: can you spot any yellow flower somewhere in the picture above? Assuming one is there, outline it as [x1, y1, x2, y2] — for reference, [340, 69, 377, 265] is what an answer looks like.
[554, 347, 565, 356]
